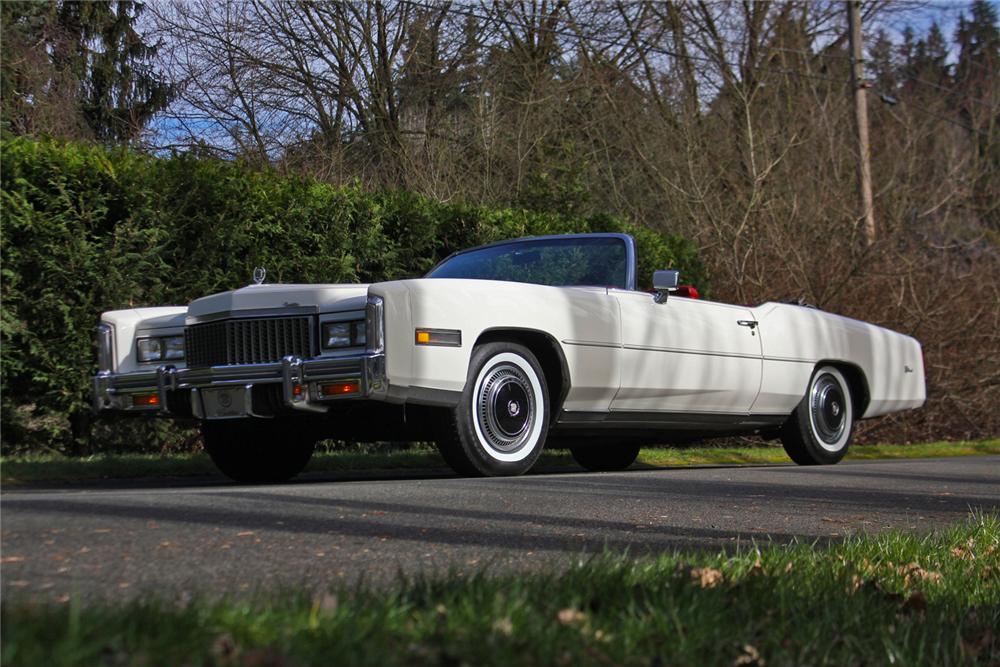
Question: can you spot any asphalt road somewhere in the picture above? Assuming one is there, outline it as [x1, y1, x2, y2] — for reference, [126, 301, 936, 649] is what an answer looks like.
[2, 456, 998, 602]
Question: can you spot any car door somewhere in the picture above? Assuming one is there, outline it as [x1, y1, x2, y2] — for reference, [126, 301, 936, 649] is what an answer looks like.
[610, 291, 763, 414]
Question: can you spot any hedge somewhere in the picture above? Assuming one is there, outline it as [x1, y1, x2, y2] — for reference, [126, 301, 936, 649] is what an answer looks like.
[0, 137, 706, 454]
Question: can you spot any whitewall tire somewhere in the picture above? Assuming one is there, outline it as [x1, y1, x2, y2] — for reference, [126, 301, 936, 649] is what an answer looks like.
[437, 342, 549, 476]
[780, 365, 855, 465]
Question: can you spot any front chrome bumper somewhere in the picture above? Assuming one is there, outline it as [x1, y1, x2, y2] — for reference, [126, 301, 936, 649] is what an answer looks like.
[93, 353, 386, 418]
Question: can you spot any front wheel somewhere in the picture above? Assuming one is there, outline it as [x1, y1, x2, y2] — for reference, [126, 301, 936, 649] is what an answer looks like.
[781, 365, 855, 465]
[436, 342, 549, 476]
[202, 419, 316, 483]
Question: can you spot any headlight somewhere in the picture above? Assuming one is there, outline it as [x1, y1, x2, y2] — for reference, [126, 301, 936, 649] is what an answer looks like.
[322, 321, 366, 349]
[137, 335, 184, 362]
[163, 336, 185, 360]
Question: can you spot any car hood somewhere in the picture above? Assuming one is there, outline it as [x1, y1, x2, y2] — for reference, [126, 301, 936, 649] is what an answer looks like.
[187, 284, 370, 323]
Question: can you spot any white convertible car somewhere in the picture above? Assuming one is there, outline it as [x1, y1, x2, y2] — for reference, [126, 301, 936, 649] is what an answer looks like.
[93, 233, 925, 482]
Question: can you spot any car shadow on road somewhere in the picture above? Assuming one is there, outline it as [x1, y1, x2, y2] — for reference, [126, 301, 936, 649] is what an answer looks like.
[3, 461, 800, 493]
[7, 467, 997, 556]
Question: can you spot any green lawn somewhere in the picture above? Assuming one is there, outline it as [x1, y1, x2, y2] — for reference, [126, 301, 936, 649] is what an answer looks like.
[2, 439, 998, 484]
[3, 514, 998, 666]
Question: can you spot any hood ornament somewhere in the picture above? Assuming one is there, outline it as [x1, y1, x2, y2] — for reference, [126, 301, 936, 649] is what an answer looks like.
[252, 266, 266, 285]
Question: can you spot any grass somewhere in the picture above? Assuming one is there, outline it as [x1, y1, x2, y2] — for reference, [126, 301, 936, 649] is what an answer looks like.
[635, 438, 1000, 467]
[3, 514, 998, 666]
[2, 439, 998, 484]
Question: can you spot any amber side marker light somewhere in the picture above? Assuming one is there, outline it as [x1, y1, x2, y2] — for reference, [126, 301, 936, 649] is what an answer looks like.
[320, 380, 360, 396]
[132, 393, 159, 407]
[414, 328, 462, 347]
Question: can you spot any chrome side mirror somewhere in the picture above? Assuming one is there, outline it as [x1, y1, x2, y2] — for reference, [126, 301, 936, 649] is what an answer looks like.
[653, 269, 679, 304]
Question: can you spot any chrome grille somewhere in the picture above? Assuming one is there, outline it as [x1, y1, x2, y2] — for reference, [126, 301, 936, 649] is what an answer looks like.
[184, 317, 313, 367]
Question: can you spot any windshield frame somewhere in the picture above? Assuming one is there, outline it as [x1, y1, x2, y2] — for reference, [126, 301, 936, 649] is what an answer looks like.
[424, 233, 638, 291]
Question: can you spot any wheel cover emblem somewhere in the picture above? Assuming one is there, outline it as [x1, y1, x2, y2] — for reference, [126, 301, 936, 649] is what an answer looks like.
[476, 363, 535, 452]
[810, 374, 847, 446]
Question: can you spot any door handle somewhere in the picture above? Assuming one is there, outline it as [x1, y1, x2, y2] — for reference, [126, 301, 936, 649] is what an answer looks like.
[737, 320, 758, 329]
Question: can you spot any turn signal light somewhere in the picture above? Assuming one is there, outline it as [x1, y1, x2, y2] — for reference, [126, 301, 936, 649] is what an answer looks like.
[132, 393, 159, 407]
[320, 381, 360, 396]
[414, 328, 462, 347]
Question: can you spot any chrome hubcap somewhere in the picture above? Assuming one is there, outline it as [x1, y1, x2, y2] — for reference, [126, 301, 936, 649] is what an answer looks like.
[810, 374, 847, 445]
[477, 363, 535, 451]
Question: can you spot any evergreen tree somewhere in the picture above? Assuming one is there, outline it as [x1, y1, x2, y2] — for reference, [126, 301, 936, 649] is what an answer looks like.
[868, 29, 898, 93]
[953, 0, 999, 231]
[1, 0, 172, 143]
[955, 0, 1000, 94]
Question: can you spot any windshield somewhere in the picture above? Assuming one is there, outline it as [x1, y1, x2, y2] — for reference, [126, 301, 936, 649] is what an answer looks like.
[426, 237, 629, 289]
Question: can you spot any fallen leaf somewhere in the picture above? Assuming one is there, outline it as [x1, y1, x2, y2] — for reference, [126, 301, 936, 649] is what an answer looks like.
[898, 563, 942, 587]
[556, 608, 586, 625]
[1, 556, 25, 564]
[237, 531, 255, 537]
[691, 567, 724, 588]
[951, 546, 975, 560]
[733, 643, 766, 667]
[492, 617, 513, 636]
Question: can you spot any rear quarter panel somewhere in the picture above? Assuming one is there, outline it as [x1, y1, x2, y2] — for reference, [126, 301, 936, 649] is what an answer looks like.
[752, 303, 926, 419]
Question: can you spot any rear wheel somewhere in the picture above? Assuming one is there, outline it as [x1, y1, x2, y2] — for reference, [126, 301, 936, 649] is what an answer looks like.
[781, 365, 854, 465]
[202, 418, 316, 483]
[436, 342, 549, 476]
[570, 444, 640, 472]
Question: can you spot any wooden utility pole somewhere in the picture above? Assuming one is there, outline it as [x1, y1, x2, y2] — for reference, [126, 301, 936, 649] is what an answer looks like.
[847, 0, 876, 245]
